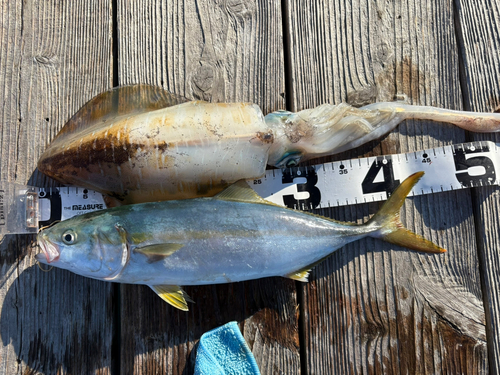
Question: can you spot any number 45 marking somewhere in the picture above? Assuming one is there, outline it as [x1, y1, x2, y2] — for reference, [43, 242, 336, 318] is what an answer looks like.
[361, 144, 497, 197]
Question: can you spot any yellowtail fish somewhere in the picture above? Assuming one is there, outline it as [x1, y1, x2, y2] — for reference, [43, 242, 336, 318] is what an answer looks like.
[37, 84, 500, 204]
[36, 172, 445, 311]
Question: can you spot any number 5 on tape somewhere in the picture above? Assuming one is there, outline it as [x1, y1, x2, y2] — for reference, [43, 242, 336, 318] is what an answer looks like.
[250, 141, 499, 209]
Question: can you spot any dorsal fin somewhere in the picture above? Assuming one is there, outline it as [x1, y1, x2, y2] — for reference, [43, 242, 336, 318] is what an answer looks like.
[214, 180, 270, 204]
[50, 84, 189, 145]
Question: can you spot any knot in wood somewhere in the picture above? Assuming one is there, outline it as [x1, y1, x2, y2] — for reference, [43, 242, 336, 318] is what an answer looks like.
[225, 0, 257, 18]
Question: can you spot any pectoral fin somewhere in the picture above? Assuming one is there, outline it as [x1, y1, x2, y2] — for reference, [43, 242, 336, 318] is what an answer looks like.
[149, 285, 194, 311]
[134, 243, 184, 263]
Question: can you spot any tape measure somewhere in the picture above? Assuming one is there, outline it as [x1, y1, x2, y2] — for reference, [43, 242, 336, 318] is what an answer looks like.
[38, 186, 106, 226]
[251, 140, 498, 209]
[0, 141, 497, 235]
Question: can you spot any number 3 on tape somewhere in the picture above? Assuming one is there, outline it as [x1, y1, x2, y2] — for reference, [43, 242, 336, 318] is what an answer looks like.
[281, 166, 321, 210]
[253, 141, 499, 210]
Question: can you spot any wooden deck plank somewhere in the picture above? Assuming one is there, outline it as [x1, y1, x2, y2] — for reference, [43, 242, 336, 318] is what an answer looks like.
[116, 1, 300, 374]
[1, 1, 498, 374]
[454, 0, 500, 372]
[285, 0, 488, 373]
[0, 1, 115, 374]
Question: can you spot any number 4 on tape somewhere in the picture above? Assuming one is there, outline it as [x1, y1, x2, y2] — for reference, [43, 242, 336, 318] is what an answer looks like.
[251, 141, 499, 209]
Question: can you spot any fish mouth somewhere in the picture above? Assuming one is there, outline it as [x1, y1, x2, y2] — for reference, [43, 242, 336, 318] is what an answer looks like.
[36, 233, 60, 263]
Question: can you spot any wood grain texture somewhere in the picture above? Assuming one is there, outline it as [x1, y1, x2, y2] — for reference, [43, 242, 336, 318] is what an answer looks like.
[454, 0, 500, 372]
[1, 1, 497, 374]
[0, 1, 114, 374]
[116, 1, 295, 374]
[286, 0, 488, 373]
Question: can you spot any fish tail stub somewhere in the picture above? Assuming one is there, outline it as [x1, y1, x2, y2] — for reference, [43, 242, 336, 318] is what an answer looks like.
[367, 171, 446, 254]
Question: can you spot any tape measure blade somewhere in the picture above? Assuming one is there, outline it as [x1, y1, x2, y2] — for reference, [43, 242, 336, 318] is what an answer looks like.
[395, 145, 460, 195]
[320, 159, 376, 207]
[250, 141, 500, 210]
[38, 186, 107, 227]
[59, 187, 107, 220]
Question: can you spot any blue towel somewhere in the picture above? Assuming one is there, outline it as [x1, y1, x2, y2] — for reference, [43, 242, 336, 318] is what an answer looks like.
[194, 321, 261, 375]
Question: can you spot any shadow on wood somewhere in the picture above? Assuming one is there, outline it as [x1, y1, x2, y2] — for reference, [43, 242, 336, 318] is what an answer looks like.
[0, 262, 113, 374]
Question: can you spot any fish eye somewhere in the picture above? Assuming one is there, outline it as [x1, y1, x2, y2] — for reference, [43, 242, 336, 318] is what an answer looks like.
[278, 152, 302, 168]
[62, 230, 77, 245]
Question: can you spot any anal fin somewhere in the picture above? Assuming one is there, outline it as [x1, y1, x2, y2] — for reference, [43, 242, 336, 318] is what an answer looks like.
[285, 269, 311, 282]
[285, 254, 333, 282]
[149, 285, 194, 311]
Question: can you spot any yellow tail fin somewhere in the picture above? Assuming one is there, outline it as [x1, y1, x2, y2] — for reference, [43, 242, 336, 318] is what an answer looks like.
[368, 171, 446, 254]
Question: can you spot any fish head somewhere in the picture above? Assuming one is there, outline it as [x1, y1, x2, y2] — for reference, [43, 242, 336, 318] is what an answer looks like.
[36, 215, 128, 280]
[265, 111, 307, 168]
[267, 103, 395, 167]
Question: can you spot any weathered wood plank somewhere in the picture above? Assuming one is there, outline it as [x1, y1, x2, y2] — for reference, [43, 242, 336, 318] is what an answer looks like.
[454, 0, 500, 372]
[116, 1, 298, 374]
[1, 1, 497, 374]
[286, 0, 488, 373]
[0, 1, 114, 374]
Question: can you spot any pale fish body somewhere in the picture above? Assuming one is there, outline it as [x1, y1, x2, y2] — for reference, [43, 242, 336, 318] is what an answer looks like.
[36, 173, 445, 311]
[38, 85, 272, 204]
[38, 84, 500, 204]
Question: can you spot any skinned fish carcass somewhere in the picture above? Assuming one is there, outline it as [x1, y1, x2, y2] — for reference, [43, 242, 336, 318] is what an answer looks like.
[37, 84, 500, 204]
[36, 172, 445, 311]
